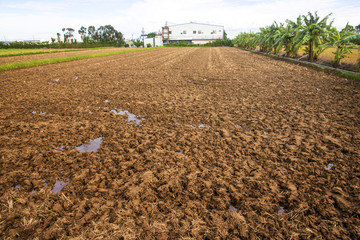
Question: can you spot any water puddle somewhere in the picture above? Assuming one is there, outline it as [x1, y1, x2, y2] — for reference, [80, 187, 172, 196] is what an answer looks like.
[55, 78, 60, 82]
[199, 124, 205, 128]
[326, 163, 334, 170]
[278, 206, 285, 213]
[316, 88, 321, 91]
[57, 137, 103, 153]
[229, 204, 238, 212]
[30, 190, 37, 194]
[75, 77, 78, 80]
[110, 109, 144, 125]
[44, 182, 48, 186]
[76, 137, 103, 153]
[51, 180, 70, 194]
[15, 184, 21, 189]
[105, 100, 110, 103]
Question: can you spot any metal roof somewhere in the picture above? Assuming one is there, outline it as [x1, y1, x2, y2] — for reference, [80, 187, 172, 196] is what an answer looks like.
[167, 22, 224, 28]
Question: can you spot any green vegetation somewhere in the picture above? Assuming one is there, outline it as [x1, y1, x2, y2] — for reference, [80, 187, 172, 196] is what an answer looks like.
[133, 40, 144, 48]
[147, 32, 156, 38]
[233, 11, 360, 71]
[0, 47, 115, 57]
[0, 48, 159, 71]
[0, 41, 123, 49]
[358, 48, 360, 72]
[321, 24, 359, 66]
[0, 24, 125, 49]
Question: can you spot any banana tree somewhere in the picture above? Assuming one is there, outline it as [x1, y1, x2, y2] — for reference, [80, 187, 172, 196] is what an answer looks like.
[321, 24, 359, 67]
[296, 12, 333, 61]
[273, 16, 303, 57]
[258, 22, 280, 53]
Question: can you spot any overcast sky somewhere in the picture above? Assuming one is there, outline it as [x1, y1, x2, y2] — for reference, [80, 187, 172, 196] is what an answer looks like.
[0, 0, 359, 41]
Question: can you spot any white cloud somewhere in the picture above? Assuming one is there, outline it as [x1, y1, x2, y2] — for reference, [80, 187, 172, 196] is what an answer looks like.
[0, 0, 359, 41]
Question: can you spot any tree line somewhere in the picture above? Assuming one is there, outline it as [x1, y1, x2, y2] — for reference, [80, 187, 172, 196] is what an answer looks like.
[233, 12, 360, 68]
[53, 25, 125, 46]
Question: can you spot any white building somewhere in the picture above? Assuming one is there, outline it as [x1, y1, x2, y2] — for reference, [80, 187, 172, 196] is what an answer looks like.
[142, 33, 163, 47]
[162, 22, 224, 45]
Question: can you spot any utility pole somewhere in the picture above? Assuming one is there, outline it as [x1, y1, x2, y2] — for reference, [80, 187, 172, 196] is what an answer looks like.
[142, 28, 145, 48]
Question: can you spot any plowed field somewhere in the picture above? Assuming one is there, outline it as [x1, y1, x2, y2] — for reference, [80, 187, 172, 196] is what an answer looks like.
[0, 48, 130, 65]
[1, 47, 360, 239]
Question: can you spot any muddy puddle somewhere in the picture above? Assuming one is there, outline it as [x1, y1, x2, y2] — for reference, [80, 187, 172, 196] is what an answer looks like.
[76, 137, 103, 153]
[57, 137, 103, 153]
[110, 109, 144, 125]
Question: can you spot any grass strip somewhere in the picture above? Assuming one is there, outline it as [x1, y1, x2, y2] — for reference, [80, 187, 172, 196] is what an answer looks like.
[0, 47, 117, 57]
[239, 48, 360, 81]
[0, 47, 159, 71]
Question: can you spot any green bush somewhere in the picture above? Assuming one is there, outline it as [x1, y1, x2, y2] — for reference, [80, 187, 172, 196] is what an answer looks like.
[165, 41, 197, 47]
[205, 39, 233, 47]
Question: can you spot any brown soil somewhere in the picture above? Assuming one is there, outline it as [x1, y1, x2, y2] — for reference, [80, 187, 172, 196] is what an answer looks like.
[0, 48, 128, 65]
[1, 47, 360, 239]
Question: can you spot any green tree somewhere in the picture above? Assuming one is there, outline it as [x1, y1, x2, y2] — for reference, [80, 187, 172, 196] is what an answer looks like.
[273, 17, 302, 57]
[147, 32, 156, 38]
[296, 12, 333, 61]
[56, 33, 61, 43]
[78, 26, 87, 42]
[321, 24, 359, 67]
[62, 28, 75, 43]
[133, 39, 143, 48]
[88, 26, 96, 41]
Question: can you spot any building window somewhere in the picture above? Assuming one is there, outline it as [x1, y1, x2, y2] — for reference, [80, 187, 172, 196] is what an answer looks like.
[219, 30, 222, 33]
[169, 31, 172, 34]
[211, 30, 216, 34]
[193, 30, 196, 34]
[182, 30, 187, 34]
[198, 30, 203, 34]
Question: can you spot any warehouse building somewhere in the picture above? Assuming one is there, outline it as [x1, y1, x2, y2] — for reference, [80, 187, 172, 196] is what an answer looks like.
[162, 22, 224, 45]
[142, 22, 224, 47]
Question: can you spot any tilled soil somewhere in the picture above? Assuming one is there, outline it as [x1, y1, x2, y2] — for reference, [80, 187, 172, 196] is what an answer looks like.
[0, 47, 130, 65]
[0, 47, 360, 239]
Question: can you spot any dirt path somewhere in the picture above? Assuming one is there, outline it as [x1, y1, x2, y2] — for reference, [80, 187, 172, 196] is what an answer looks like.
[0, 47, 359, 239]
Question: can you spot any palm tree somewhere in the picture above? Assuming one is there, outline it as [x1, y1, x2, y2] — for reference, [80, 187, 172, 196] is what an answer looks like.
[296, 12, 333, 61]
[321, 24, 359, 67]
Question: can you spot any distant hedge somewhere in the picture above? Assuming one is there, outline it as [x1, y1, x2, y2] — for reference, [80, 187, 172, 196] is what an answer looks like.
[165, 39, 233, 47]
[0, 41, 122, 49]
